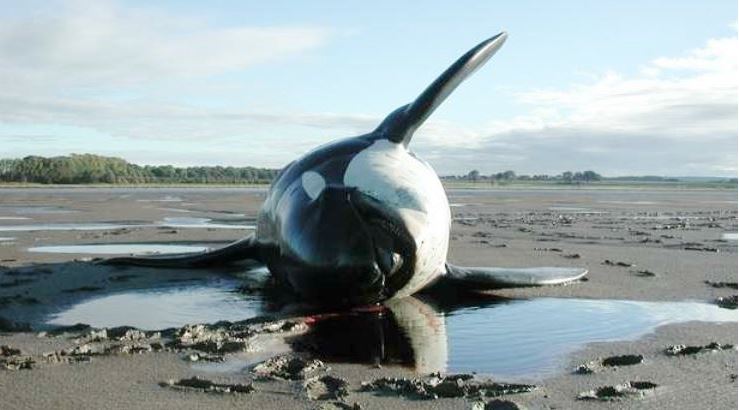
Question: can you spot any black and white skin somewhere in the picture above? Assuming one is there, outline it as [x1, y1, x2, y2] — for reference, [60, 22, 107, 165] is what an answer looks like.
[105, 32, 587, 305]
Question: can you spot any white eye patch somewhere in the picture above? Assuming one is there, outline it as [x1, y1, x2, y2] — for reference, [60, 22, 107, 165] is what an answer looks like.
[301, 171, 326, 200]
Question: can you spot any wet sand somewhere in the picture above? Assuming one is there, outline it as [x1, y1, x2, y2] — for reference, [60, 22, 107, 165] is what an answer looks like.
[0, 186, 736, 409]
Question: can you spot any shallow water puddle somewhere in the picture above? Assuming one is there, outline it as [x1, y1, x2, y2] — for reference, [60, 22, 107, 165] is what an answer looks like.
[547, 206, 607, 214]
[136, 196, 183, 202]
[27, 244, 210, 255]
[598, 201, 658, 205]
[47, 280, 262, 330]
[157, 207, 193, 213]
[440, 298, 734, 379]
[0, 217, 254, 232]
[0, 205, 76, 214]
[0, 223, 142, 232]
[286, 298, 736, 379]
[159, 217, 252, 230]
[44, 283, 736, 380]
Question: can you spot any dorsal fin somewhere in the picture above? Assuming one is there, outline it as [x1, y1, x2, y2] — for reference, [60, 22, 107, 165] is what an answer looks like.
[373, 32, 507, 147]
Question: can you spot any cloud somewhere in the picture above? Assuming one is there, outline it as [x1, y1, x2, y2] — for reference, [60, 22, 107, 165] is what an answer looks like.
[0, 3, 735, 176]
[411, 32, 738, 176]
[0, 0, 330, 92]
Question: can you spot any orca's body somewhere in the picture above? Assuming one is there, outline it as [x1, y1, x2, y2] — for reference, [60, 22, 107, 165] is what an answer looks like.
[106, 32, 587, 305]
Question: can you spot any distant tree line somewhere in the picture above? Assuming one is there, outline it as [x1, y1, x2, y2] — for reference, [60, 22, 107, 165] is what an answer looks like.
[444, 170, 603, 184]
[0, 154, 279, 184]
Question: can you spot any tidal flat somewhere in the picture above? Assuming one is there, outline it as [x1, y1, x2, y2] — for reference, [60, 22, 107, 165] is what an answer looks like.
[0, 186, 736, 409]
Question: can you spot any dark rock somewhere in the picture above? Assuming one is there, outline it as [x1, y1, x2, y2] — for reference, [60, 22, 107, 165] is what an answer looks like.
[1, 355, 34, 370]
[117, 329, 149, 341]
[716, 295, 738, 309]
[186, 352, 224, 362]
[105, 326, 138, 339]
[665, 342, 734, 356]
[0, 345, 21, 357]
[360, 374, 535, 401]
[483, 399, 523, 410]
[577, 381, 657, 401]
[704, 281, 738, 289]
[252, 355, 327, 380]
[630, 381, 658, 389]
[573, 362, 596, 375]
[562, 253, 581, 259]
[633, 270, 657, 277]
[360, 377, 437, 400]
[77, 328, 109, 342]
[0, 344, 33, 370]
[432, 378, 466, 398]
[314, 402, 362, 410]
[603, 260, 634, 267]
[305, 375, 349, 400]
[685, 247, 719, 253]
[602, 354, 643, 367]
[174, 324, 250, 353]
[64, 342, 107, 356]
[441, 373, 475, 382]
[160, 376, 254, 394]
[43, 351, 91, 364]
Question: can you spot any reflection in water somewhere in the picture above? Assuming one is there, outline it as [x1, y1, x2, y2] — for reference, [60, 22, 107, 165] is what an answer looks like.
[28, 244, 211, 255]
[0, 217, 254, 232]
[288, 297, 735, 379]
[291, 298, 447, 373]
[47, 279, 263, 330]
[45, 278, 736, 379]
[442, 298, 734, 379]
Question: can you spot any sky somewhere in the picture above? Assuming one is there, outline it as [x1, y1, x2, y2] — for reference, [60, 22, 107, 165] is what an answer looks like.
[0, 0, 737, 177]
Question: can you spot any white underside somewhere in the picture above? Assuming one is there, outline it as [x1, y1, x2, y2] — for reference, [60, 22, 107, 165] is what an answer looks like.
[344, 140, 451, 297]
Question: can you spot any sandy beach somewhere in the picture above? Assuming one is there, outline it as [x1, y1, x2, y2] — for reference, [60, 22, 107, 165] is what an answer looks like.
[0, 186, 736, 409]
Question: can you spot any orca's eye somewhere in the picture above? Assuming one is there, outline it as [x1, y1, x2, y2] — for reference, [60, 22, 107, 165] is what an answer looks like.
[301, 171, 326, 200]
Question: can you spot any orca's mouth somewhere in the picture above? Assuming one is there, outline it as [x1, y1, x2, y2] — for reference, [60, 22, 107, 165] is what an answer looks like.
[348, 189, 417, 298]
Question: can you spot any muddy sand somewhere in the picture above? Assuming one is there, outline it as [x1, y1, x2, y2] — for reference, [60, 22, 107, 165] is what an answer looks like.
[0, 186, 736, 409]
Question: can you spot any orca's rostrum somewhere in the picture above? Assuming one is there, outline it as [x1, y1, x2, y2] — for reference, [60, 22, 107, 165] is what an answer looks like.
[105, 32, 588, 304]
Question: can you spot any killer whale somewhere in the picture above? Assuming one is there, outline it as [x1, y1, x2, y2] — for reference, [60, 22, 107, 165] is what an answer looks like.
[105, 32, 588, 304]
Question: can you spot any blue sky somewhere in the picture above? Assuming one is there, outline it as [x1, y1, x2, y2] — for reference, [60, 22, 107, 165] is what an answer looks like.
[0, 0, 736, 176]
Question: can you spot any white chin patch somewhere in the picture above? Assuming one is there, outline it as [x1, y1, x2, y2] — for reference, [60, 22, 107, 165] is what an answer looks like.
[301, 171, 326, 200]
[343, 139, 451, 297]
